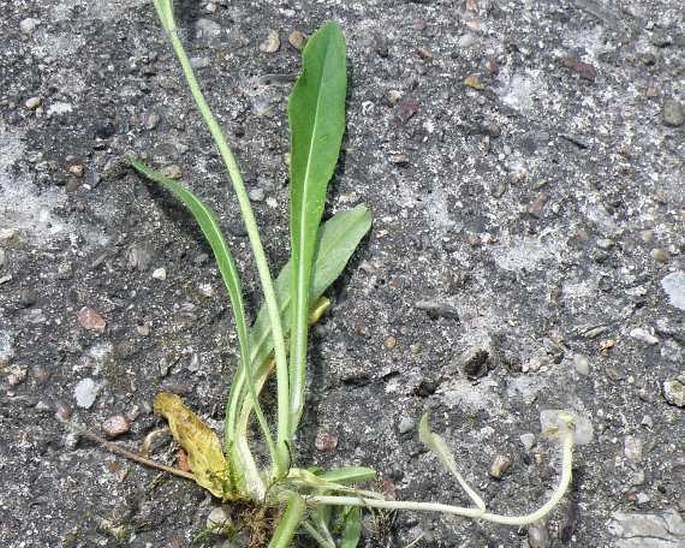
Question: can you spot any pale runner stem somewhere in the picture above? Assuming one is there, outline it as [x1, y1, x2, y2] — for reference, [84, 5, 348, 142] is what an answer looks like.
[306, 427, 574, 526]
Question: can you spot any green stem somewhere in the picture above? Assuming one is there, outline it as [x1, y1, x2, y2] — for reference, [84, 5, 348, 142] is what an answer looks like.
[153, 0, 291, 477]
[306, 427, 574, 526]
[268, 492, 306, 548]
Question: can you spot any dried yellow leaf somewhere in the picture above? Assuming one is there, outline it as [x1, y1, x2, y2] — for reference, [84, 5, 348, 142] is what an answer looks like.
[153, 392, 235, 499]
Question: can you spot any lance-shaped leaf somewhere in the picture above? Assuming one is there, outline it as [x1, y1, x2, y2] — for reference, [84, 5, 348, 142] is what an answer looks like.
[130, 158, 276, 499]
[252, 205, 371, 367]
[226, 205, 371, 443]
[288, 21, 347, 435]
[153, 392, 236, 500]
[339, 506, 362, 548]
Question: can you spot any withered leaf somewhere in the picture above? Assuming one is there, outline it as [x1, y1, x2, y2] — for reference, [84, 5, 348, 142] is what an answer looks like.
[153, 392, 235, 500]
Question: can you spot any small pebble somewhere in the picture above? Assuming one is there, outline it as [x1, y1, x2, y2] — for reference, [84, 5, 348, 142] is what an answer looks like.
[563, 56, 597, 80]
[463, 74, 484, 90]
[645, 84, 659, 97]
[417, 46, 433, 60]
[136, 324, 150, 337]
[599, 338, 616, 355]
[314, 429, 338, 452]
[527, 523, 549, 548]
[68, 164, 85, 178]
[248, 188, 265, 202]
[161, 165, 182, 179]
[663, 375, 685, 407]
[484, 59, 499, 74]
[259, 30, 280, 53]
[6, 364, 28, 386]
[636, 492, 651, 504]
[0, 249, 6, 268]
[650, 248, 669, 263]
[102, 415, 131, 438]
[0, 228, 18, 242]
[624, 436, 643, 462]
[386, 89, 403, 106]
[630, 469, 646, 486]
[194, 18, 222, 46]
[596, 238, 615, 249]
[527, 192, 549, 218]
[55, 403, 72, 422]
[527, 355, 550, 373]
[489, 454, 512, 479]
[288, 30, 306, 50]
[662, 98, 684, 127]
[640, 415, 654, 429]
[520, 433, 536, 451]
[629, 327, 659, 346]
[573, 353, 590, 376]
[661, 271, 685, 310]
[398, 415, 415, 434]
[19, 17, 41, 34]
[457, 346, 489, 379]
[187, 352, 200, 372]
[389, 153, 409, 166]
[77, 306, 107, 333]
[145, 112, 160, 130]
[25, 96, 42, 110]
[74, 378, 100, 409]
[415, 300, 459, 320]
[206, 507, 231, 532]
[152, 267, 167, 280]
[384, 336, 397, 350]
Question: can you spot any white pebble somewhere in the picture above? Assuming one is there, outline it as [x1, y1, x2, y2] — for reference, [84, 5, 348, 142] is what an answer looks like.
[629, 327, 659, 346]
[25, 96, 42, 110]
[573, 353, 590, 376]
[152, 267, 167, 280]
[19, 17, 41, 34]
[661, 271, 685, 310]
[624, 436, 643, 462]
[74, 378, 99, 409]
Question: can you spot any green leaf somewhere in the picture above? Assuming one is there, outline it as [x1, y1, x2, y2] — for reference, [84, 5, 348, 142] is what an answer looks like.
[317, 466, 376, 485]
[268, 492, 306, 548]
[129, 158, 274, 499]
[227, 205, 371, 443]
[339, 506, 362, 548]
[418, 413, 485, 511]
[251, 205, 371, 366]
[288, 21, 348, 435]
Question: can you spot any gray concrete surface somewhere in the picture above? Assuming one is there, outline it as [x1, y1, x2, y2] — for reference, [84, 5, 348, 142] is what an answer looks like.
[1, 0, 683, 546]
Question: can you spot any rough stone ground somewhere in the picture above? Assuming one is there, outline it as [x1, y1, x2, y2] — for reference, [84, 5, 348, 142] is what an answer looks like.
[1, 0, 684, 546]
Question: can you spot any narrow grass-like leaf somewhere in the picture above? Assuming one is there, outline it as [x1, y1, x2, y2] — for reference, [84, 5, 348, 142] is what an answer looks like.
[302, 520, 335, 548]
[268, 492, 306, 548]
[288, 468, 381, 499]
[339, 507, 362, 548]
[130, 158, 274, 499]
[149, 0, 292, 471]
[418, 413, 486, 511]
[226, 205, 371, 442]
[253, 205, 371, 368]
[317, 467, 376, 485]
[288, 21, 347, 436]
